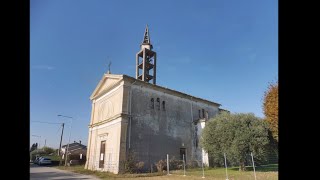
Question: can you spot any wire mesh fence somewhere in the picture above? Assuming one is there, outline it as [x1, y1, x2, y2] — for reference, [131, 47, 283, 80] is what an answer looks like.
[85, 148, 277, 179]
[151, 150, 278, 177]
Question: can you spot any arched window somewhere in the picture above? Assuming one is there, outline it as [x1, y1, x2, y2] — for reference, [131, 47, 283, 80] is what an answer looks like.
[156, 98, 160, 110]
[150, 98, 154, 109]
[202, 109, 205, 119]
[205, 111, 209, 120]
[198, 110, 201, 118]
[162, 101, 166, 111]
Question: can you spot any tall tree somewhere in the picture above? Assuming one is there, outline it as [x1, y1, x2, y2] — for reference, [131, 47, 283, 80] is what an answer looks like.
[30, 143, 37, 152]
[201, 112, 270, 171]
[263, 81, 278, 142]
[43, 146, 55, 154]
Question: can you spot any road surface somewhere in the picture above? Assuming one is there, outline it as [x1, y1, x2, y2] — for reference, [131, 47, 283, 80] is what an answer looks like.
[30, 163, 100, 180]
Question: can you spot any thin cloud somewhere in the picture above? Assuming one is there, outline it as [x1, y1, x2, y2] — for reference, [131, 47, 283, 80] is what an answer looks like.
[32, 65, 55, 70]
[249, 53, 257, 62]
[240, 47, 257, 62]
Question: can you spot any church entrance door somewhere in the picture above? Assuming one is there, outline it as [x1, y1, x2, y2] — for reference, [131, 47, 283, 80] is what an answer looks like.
[99, 141, 106, 168]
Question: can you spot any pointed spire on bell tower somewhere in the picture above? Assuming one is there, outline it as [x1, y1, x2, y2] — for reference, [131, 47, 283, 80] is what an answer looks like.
[141, 24, 153, 50]
[142, 24, 150, 44]
[136, 25, 157, 84]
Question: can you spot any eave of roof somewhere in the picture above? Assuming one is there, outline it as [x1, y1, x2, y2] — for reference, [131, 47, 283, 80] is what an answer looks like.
[122, 75, 221, 107]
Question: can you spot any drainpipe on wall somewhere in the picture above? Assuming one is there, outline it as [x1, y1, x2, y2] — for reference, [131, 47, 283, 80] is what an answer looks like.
[129, 80, 137, 149]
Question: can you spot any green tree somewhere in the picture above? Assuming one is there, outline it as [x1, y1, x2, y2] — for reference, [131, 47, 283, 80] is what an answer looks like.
[263, 81, 278, 142]
[201, 112, 270, 171]
[30, 143, 38, 152]
[42, 146, 55, 154]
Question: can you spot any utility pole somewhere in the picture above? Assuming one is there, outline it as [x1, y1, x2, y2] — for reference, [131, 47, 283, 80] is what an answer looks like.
[58, 123, 65, 156]
[44, 139, 46, 147]
[57, 114, 74, 166]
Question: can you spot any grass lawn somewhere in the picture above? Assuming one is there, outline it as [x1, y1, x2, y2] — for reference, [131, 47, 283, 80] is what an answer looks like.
[56, 164, 278, 180]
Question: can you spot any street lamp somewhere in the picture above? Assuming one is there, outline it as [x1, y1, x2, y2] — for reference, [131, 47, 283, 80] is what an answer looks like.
[58, 114, 74, 166]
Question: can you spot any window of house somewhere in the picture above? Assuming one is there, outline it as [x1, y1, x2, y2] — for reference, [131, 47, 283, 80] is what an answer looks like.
[202, 109, 205, 119]
[156, 98, 160, 110]
[205, 111, 209, 120]
[199, 110, 201, 118]
[151, 98, 154, 109]
[162, 101, 166, 111]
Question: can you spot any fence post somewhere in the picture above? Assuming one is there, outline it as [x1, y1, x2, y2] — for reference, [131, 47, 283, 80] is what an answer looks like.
[224, 153, 229, 180]
[201, 158, 205, 178]
[167, 154, 170, 175]
[183, 154, 186, 176]
[251, 152, 257, 180]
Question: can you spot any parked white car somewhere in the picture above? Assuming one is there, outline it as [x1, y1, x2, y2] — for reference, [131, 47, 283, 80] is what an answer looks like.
[34, 156, 43, 164]
[38, 158, 52, 165]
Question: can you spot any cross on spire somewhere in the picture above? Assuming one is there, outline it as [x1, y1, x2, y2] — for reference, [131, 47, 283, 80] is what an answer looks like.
[142, 24, 150, 44]
[140, 24, 153, 50]
[136, 25, 156, 84]
[107, 59, 112, 74]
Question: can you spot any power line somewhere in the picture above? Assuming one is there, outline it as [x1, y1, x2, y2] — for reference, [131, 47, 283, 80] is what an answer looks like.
[31, 121, 62, 125]
[55, 125, 62, 135]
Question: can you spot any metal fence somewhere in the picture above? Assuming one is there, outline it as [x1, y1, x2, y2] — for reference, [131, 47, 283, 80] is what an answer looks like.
[86, 152, 119, 173]
[85, 149, 277, 177]
[154, 151, 278, 178]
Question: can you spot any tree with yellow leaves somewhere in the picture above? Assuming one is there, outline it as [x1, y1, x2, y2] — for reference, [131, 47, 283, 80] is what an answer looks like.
[263, 81, 278, 142]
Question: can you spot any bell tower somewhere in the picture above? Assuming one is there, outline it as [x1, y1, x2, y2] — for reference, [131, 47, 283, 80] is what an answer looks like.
[136, 25, 157, 84]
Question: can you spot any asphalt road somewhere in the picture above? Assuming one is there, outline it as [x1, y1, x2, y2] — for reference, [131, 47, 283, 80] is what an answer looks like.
[30, 163, 100, 180]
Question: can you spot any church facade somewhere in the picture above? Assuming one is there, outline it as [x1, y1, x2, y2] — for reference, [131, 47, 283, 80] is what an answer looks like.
[85, 26, 226, 174]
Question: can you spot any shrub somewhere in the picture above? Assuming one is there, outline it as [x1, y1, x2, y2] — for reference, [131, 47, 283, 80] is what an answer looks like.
[169, 156, 183, 170]
[187, 160, 199, 168]
[155, 159, 166, 172]
[123, 150, 145, 173]
[155, 157, 184, 172]
[124, 151, 136, 173]
[135, 161, 145, 173]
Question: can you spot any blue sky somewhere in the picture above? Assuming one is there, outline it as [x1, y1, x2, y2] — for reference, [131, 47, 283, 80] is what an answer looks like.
[30, 0, 278, 149]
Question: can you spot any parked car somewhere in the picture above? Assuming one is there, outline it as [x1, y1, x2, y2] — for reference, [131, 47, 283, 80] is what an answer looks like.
[38, 158, 52, 165]
[34, 157, 42, 164]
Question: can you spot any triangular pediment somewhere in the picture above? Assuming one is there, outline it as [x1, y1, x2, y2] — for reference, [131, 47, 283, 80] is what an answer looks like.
[90, 74, 123, 100]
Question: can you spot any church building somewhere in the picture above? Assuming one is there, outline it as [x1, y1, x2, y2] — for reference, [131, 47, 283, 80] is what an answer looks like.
[85, 26, 227, 174]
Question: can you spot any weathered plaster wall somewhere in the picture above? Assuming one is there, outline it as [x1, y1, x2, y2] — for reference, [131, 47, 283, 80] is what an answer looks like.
[86, 84, 126, 174]
[86, 117, 123, 174]
[92, 84, 124, 125]
[127, 83, 219, 170]
[86, 76, 221, 174]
